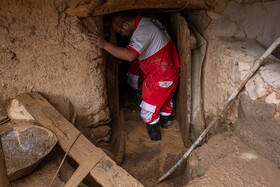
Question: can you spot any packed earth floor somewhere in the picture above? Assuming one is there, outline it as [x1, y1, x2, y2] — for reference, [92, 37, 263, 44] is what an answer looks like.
[119, 88, 186, 187]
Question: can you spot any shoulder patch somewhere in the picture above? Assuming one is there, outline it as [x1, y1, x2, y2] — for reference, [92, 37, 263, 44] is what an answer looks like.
[129, 40, 135, 47]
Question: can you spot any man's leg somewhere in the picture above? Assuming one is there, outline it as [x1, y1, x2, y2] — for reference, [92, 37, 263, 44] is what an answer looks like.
[159, 73, 179, 128]
[159, 95, 173, 129]
[140, 79, 177, 141]
[140, 93, 161, 141]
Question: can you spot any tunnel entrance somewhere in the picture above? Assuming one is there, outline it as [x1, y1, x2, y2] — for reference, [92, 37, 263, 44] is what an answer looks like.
[104, 11, 191, 186]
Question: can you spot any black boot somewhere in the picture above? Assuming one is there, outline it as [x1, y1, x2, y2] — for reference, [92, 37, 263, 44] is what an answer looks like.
[160, 115, 172, 129]
[146, 122, 161, 141]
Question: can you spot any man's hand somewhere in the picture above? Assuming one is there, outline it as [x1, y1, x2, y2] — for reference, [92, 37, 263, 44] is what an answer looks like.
[87, 31, 137, 62]
[87, 32, 107, 49]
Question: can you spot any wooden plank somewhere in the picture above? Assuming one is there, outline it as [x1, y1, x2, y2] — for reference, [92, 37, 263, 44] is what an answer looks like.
[65, 152, 105, 187]
[91, 0, 212, 16]
[170, 13, 191, 147]
[65, 0, 212, 17]
[10, 92, 142, 187]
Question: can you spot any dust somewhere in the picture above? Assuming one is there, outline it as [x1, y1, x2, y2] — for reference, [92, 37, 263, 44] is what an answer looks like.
[184, 133, 280, 186]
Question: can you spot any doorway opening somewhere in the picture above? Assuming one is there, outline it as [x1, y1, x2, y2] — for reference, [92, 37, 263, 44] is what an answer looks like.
[105, 10, 191, 186]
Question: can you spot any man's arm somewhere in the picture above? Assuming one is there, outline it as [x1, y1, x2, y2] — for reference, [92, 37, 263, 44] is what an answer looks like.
[87, 32, 138, 62]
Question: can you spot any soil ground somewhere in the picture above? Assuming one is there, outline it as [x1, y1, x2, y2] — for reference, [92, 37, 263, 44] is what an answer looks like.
[184, 133, 280, 186]
[7, 88, 280, 186]
[119, 88, 186, 187]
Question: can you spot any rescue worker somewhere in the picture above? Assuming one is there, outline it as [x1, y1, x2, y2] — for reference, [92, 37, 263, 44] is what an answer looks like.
[88, 13, 180, 141]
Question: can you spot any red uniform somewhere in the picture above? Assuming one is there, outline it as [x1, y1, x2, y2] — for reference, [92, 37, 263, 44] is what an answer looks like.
[127, 15, 180, 124]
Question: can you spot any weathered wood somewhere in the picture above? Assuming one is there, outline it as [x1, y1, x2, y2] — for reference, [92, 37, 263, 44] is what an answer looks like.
[9, 92, 143, 187]
[0, 137, 9, 187]
[64, 152, 105, 187]
[65, 0, 213, 17]
[92, 0, 212, 16]
[170, 13, 191, 147]
[157, 36, 280, 184]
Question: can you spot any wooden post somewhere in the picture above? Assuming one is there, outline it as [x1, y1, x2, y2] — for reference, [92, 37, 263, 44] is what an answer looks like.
[91, 0, 213, 16]
[0, 137, 9, 187]
[170, 12, 192, 147]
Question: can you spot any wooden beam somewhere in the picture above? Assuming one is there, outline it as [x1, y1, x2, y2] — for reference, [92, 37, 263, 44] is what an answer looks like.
[64, 152, 105, 187]
[92, 0, 212, 16]
[65, 0, 213, 17]
[8, 92, 142, 187]
[170, 13, 191, 147]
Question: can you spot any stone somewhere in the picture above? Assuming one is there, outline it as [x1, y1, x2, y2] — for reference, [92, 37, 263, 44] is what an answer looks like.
[7, 99, 34, 121]
[265, 92, 280, 106]
[236, 93, 280, 167]
[238, 61, 252, 80]
[260, 62, 280, 89]
[245, 74, 268, 100]
[0, 122, 57, 181]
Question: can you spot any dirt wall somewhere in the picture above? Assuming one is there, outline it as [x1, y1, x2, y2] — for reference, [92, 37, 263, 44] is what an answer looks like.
[0, 0, 110, 128]
[184, 0, 280, 128]
[184, 0, 280, 167]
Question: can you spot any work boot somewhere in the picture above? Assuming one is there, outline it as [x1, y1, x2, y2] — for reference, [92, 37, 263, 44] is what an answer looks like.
[146, 122, 161, 141]
[160, 115, 172, 129]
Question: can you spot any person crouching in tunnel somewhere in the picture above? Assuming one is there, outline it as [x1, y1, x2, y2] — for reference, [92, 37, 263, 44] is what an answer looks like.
[87, 13, 180, 141]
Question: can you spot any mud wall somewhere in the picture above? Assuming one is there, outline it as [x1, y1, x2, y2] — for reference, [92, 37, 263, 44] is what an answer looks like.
[215, 1, 280, 51]
[0, 0, 110, 131]
[184, 0, 280, 129]
[185, 0, 280, 166]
